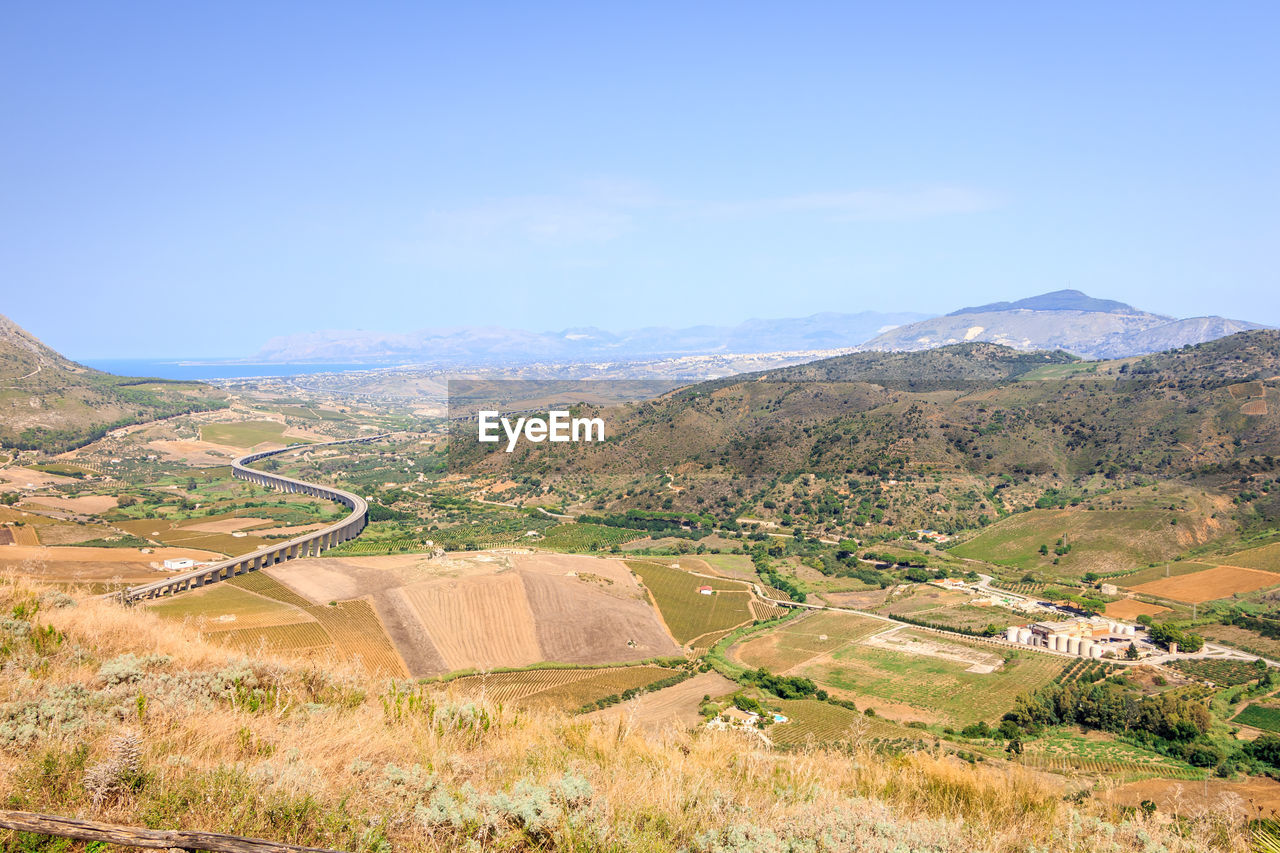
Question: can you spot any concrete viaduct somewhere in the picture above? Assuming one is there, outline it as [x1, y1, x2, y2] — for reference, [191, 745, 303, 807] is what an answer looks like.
[119, 434, 388, 603]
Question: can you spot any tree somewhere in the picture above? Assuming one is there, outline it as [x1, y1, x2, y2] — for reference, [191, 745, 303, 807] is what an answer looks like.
[1126, 643, 1139, 660]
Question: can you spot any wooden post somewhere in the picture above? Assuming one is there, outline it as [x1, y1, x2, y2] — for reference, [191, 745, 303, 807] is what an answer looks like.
[0, 811, 347, 853]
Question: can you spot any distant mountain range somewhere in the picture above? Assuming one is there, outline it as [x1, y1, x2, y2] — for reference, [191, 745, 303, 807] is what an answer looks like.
[252, 311, 930, 365]
[251, 289, 1264, 364]
[858, 290, 1263, 359]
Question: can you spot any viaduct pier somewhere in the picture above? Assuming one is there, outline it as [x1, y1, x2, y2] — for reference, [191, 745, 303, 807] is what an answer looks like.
[119, 434, 387, 603]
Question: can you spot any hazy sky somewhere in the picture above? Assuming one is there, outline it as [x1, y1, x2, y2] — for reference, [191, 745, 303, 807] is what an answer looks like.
[3, 2, 1277, 358]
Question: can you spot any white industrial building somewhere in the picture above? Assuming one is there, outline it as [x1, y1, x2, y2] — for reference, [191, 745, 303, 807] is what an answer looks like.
[1004, 616, 1137, 658]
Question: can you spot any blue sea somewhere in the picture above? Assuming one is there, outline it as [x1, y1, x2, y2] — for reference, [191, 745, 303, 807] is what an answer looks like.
[81, 359, 399, 381]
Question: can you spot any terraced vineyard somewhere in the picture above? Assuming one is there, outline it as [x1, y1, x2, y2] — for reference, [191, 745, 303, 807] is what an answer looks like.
[304, 599, 408, 678]
[204, 621, 332, 653]
[228, 571, 315, 608]
[749, 599, 794, 621]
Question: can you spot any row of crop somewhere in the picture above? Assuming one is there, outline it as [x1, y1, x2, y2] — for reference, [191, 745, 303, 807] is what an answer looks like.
[1170, 657, 1269, 686]
[576, 668, 694, 713]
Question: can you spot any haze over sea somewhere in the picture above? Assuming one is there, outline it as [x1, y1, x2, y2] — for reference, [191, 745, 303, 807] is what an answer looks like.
[81, 359, 395, 381]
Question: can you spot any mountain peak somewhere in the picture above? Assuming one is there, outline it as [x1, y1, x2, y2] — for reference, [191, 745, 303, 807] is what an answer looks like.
[948, 289, 1148, 317]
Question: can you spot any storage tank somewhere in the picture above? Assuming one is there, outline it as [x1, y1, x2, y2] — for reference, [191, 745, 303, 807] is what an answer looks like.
[1006, 626, 1020, 642]
[1079, 639, 1094, 658]
[1067, 637, 1081, 655]
[1126, 625, 1137, 636]
[1018, 628, 1033, 644]
[1090, 645, 1104, 659]
[1108, 622, 1120, 634]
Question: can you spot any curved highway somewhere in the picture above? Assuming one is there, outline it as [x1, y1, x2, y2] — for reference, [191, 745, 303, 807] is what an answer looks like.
[120, 434, 388, 602]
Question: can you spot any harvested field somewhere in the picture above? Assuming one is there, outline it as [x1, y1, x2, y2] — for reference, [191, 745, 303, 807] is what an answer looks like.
[182, 516, 276, 534]
[818, 589, 892, 609]
[0, 544, 222, 582]
[25, 495, 118, 514]
[249, 522, 327, 537]
[1128, 565, 1280, 603]
[115, 518, 264, 557]
[147, 439, 238, 466]
[267, 552, 678, 676]
[1104, 599, 1171, 619]
[586, 671, 737, 730]
[1103, 775, 1280, 819]
[0, 468, 75, 488]
[677, 554, 758, 582]
[522, 567, 680, 664]
[400, 572, 542, 671]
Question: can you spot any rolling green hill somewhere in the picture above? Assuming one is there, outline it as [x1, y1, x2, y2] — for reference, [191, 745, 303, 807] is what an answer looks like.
[0, 313, 228, 452]
[456, 331, 1280, 545]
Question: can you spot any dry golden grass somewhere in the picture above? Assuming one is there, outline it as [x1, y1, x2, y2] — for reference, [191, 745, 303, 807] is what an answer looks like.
[0, 573, 1250, 852]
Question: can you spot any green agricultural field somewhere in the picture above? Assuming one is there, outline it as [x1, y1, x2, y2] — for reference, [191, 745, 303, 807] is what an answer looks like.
[1112, 561, 1215, 588]
[116, 517, 266, 557]
[911, 603, 1025, 633]
[1234, 703, 1280, 733]
[628, 561, 754, 646]
[537, 522, 648, 552]
[200, 420, 293, 448]
[732, 611, 886, 672]
[145, 582, 309, 629]
[1220, 542, 1280, 573]
[951, 508, 1197, 579]
[1169, 657, 1270, 687]
[800, 633, 1066, 727]
[691, 553, 759, 581]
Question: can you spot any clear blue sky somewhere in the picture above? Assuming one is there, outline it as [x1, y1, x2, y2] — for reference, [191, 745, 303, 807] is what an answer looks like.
[2, 2, 1277, 358]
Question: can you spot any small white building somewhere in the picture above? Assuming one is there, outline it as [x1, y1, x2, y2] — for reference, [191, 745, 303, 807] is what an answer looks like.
[698, 586, 714, 596]
[163, 558, 195, 571]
